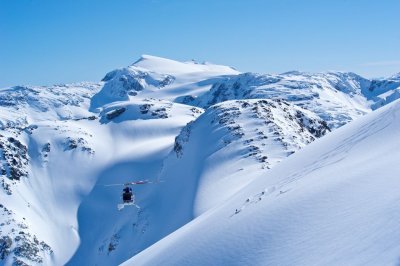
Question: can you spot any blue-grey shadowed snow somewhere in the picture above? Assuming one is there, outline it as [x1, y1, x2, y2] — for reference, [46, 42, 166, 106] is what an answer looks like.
[67, 157, 165, 265]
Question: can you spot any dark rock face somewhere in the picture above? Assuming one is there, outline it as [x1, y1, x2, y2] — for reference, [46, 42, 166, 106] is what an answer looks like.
[173, 99, 330, 169]
[175, 95, 196, 105]
[0, 205, 53, 264]
[64, 137, 94, 154]
[1, 178, 12, 195]
[66, 138, 78, 150]
[152, 107, 168, 119]
[140, 103, 169, 119]
[140, 104, 152, 114]
[106, 108, 126, 120]
[94, 67, 177, 109]
[41, 143, 51, 160]
[13, 234, 52, 264]
[0, 136, 29, 181]
[159, 75, 175, 87]
[0, 236, 12, 260]
[174, 121, 194, 158]
[42, 143, 51, 153]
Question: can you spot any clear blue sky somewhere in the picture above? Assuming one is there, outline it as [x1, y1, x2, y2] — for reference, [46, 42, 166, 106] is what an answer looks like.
[1, 0, 399, 87]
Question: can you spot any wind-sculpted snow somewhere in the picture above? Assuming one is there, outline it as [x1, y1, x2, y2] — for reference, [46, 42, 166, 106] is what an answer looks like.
[125, 98, 400, 266]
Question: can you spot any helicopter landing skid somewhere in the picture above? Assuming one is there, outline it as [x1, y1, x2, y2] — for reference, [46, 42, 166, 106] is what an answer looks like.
[117, 202, 140, 211]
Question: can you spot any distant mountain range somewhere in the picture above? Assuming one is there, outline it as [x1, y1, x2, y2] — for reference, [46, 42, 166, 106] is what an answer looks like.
[0, 55, 399, 266]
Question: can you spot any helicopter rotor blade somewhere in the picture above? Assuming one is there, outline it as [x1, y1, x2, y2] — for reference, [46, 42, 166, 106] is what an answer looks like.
[103, 183, 125, 187]
[125, 180, 162, 185]
[101, 179, 165, 187]
[126, 180, 149, 185]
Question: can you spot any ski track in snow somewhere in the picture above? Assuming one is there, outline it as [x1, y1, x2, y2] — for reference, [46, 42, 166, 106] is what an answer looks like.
[232, 106, 396, 218]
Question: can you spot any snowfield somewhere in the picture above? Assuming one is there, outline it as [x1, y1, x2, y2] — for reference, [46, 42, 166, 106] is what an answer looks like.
[0, 55, 399, 266]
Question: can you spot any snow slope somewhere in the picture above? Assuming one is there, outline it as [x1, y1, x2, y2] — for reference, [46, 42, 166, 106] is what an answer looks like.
[163, 99, 329, 217]
[65, 98, 203, 266]
[125, 99, 400, 266]
[116, 98, 330, 252]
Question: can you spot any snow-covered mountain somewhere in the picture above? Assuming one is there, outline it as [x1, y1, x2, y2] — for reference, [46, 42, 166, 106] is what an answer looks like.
[91, 54, 239, 109]
[183, 71, 372, 128]
[166, 99, 329, 217]
[0, 55, 399, 266]
[366, 73, 400, 109]
[126, 98, 400, 266]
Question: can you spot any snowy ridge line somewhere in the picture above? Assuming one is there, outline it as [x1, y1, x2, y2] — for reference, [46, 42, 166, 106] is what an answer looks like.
[144, 98, 331, 244]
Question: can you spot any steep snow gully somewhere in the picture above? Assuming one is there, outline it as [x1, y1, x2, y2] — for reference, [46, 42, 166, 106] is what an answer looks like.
[0, 55, 399, 266]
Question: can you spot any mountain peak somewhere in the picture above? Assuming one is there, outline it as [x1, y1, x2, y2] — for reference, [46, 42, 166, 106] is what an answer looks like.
[279, 70, 304, 76]
[132, 54, 178, 66]
[130, 54, 239, 76]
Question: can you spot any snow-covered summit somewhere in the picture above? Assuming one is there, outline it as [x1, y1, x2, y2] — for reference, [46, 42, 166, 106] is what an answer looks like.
[90, 55, 240, 110]
[131, 54, 239, 76]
